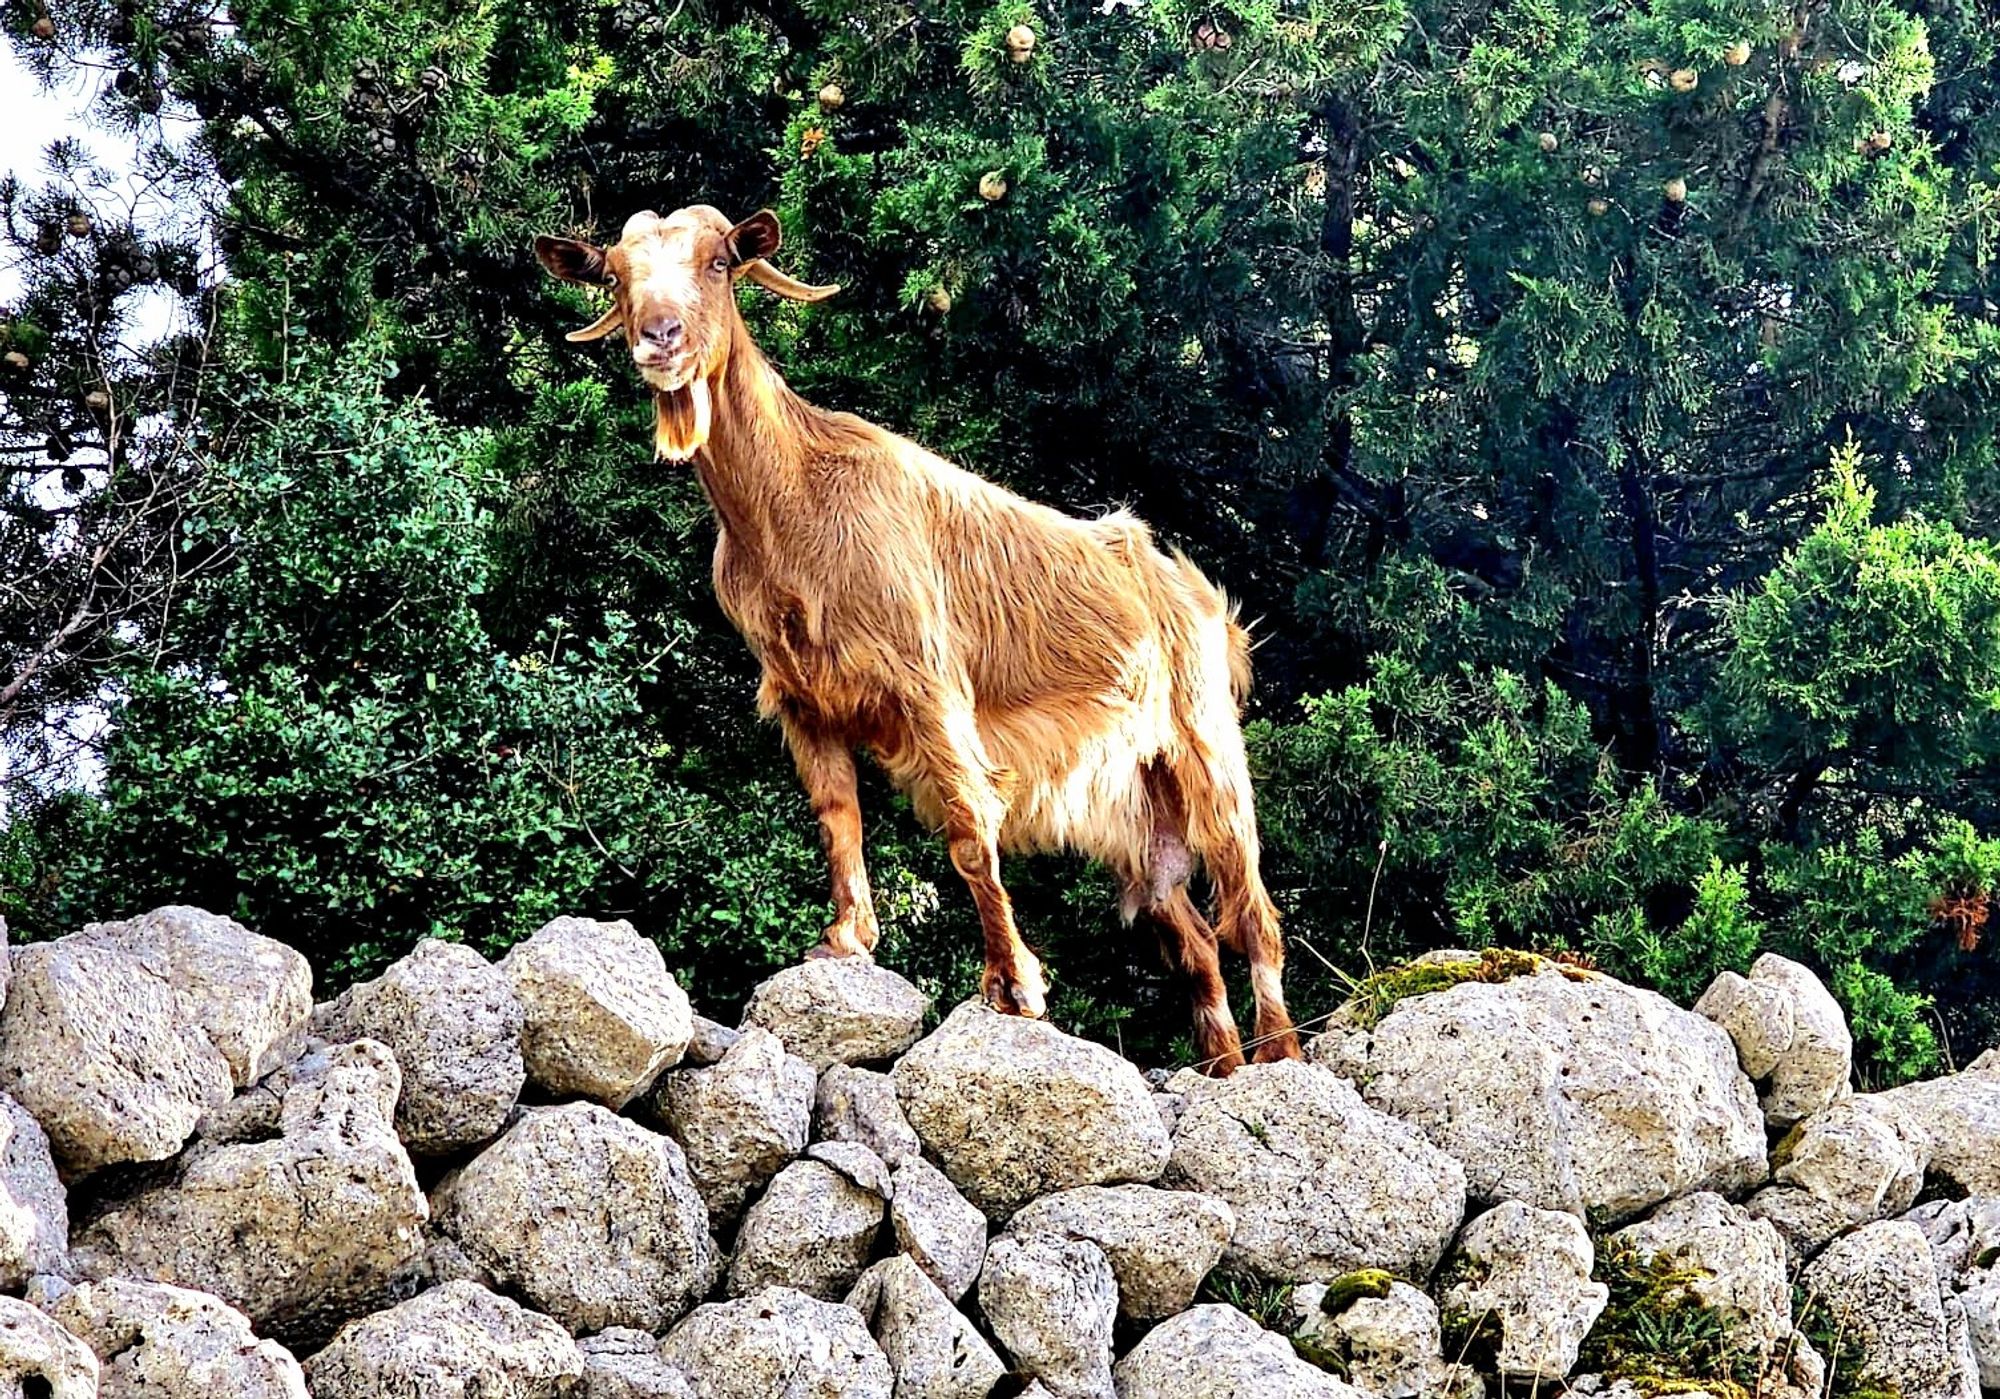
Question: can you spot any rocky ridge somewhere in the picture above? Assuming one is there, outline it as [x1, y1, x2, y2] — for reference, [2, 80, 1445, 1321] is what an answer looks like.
[0, 909, 1986, 1397]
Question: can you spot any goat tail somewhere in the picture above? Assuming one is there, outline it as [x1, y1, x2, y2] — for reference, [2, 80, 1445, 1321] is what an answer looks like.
[1224, 613, 1253, 708]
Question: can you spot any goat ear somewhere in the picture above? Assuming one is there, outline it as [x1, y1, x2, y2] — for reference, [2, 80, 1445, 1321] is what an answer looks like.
[725, 210, 784, 266]
[534, 234, 610, 286]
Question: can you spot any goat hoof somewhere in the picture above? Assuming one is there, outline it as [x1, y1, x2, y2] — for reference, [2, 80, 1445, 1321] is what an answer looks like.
[982, 973, 1046, 1019]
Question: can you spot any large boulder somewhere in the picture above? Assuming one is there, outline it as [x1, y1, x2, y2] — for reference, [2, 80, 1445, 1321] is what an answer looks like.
[303, 1280, 584, 1399]
[845, 1255, 1006, 1399]
[889, 1154, 988, 1303]
[1695, 954, 1852, 1128]
[740, 959, 927, 1070]
[1800, 1220, 1980, 1399]
[657, 1287, 890, 1399]
[500, 917, 692, 1108]
[1163, 1059, 1465, 1284]
[1607, 1192, 1792, 1362]
[0, 938, 233, 1175]
[893, 1001, 1169, 1219]
[726, 1155, 883, 1301]
[71, 906, 311, 1088]
[68, 1039, 427, 1346]
[1290, 1277, 1463, 1399]
[50, 1278, 308, 1398]
[1313, 959, 1765, 1222]
[1113, 1304, 1369, 1399]
[431, 1102, 717, 1334]
[1440, 1201, 1608, 1383]
[651, 1028, 814, 1226]
[0, 1093, 65, 1286]
[0, 1294, 96, 1398]
[814, 1065, 921, 1168]
[1746, 1098, 1929, 1257]
[576, 1329, 694, 1399]
[1867, 1050, 2000, 1196]
[1006, 1184, 1233, 1322]
[315, 938, 524, 1155]
[977, 1233, 1118, 1399]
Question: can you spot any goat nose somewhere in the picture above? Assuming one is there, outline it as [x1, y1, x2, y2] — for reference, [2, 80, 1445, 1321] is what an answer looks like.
[641, 317, 684, 349]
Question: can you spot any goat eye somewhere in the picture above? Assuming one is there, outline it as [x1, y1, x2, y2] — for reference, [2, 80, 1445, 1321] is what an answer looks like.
[711, 256, 730, 274]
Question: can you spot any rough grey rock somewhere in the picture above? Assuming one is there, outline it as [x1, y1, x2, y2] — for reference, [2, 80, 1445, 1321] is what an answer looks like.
[1771, 1099, 1928, 1233]
[977, 1233, 1117, 1399]
[0, 1092, 65, 1286]
[0, 1293, 96, 1398]
[1312, 961, 1766, 1222]
[682, 1017, 740, 1067]
[1163, 1059, 1465, 1283]
[500, 917, 692, 1108]
[1904, 1196, 2000, 1279]
[726, 1157, 883, 1301]
[657, 1286, 891, 1399]
[1289, 1279, 1459, 1399]
[889, 1154, 987, 1303]
[315, 938, 524, 1155]
[1695, 954, 1852, 1128]
[1112, 1304, 1368, 1399]
[652, 1027, 814, 1226]
[845, 1255, 1006, 1399]
[1005, 1184, 1232, 1321]
[576, 1328, 694, 1399]
[50, 1278, 308, 1398]
[740, 958, 927, 1070]
[0, 937, 233, 1175]
[0, 917, 10, 1012]
[68, 1039, 427, 1346]
[432, 1101, 717, 1334]
[1960, 1269, 2000, 1389]
[1800, 1221, 1979, 1399]
[303, 1280, 584, 1399]
[1609, 1192, 1792, 1361]
[1868, 1051, 2000, 1196]
[892, 1000, 1168, 1219]
[815, 1065, 921, 1168]
[1441, 1201, 1608, 1383]
[807, 1139, 893, 1198]
[73, 906, 312, 1088]
[1742, 1185, 1859, 1264]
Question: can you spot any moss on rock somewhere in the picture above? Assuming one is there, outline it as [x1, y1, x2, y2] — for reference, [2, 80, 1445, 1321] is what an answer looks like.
[1342, 948, 1590, 1031]
[1575, 1238, 1760, 1399]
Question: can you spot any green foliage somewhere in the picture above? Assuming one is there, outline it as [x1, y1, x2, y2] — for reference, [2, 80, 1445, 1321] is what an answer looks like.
[1577, 1239, 1761, 1398]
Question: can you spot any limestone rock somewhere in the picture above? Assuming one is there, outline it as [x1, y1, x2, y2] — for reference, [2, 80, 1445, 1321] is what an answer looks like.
[0, 1092, 65, 1286]
[815, 1065, 921, 1168]
[51, 1278, 307, 1398]
[1800, 1220, 1979, 1399]
[500, 917, 692, 1108]
[1695, 954, 1852, 1127]
[727, 1156, 883, 1301]
[1609, 1192, 1791, 1361]
[1441, 1201, 1608, 1382]
[1960, 1269, 2000, 1390]
[740, 958, 926, 1070]
[68, 1039, 427, 1346]
[315, 938, 524, 1154]
[74, 906, 312, 1088]
[682, 1017, 740, 1067]
[1005, 1183, 1232, 1321]
[976, 1233, 1117, 1399]
[845, 1255, 1006, 1399]
[657, 1286, 890, 1399]
[1290, 1277, 1457, 1399]
[1904, 1196, 2000, 1280]
[892, 1000, 1168, 1219]
[1313, 961, 1765, 1222]
[1163, 1059, 1465, 1283]
[1113, 1304, 1368, 1399]
[1868, 1051, 2000, 1196]
[1771, 1099, 1927, 1231]
[889, 1154, 987, 1303]
[807, 1138, 893, 1197]
[0, 937, 233, 1175]
[303, 1280, 584, 1399]
[432, 1102, 717, 1334]
[0, 1293, 96, 1398]
[652, 1028, 814, 1226]
[576, 1328, 694, 1399]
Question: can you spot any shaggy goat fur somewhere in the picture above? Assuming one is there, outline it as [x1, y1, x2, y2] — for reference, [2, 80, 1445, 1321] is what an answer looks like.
[536, 205, 1299, 1070]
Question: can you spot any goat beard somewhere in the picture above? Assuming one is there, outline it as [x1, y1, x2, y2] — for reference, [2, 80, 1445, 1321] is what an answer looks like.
[653, 377, 713, 463]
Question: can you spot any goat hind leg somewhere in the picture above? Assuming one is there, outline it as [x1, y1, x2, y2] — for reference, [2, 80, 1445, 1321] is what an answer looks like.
[1147, 885, 1244, 1075]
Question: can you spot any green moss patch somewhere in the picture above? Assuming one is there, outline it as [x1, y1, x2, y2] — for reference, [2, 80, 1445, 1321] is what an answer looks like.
[1575, 1239, 1761, 1398]
[1344, 948, 1587, 1030]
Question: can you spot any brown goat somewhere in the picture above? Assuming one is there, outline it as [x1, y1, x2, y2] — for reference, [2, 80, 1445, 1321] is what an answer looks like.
[536, 205, 1299, 1070]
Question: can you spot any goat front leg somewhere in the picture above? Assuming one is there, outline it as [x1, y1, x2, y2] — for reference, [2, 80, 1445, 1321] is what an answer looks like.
[911, 703, 1046, 1018]
[780, 714, 879, 959]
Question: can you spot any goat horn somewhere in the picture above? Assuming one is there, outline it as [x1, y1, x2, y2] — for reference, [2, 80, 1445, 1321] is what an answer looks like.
[739, 259, 840, 303]
[565, 304, 625, 342]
